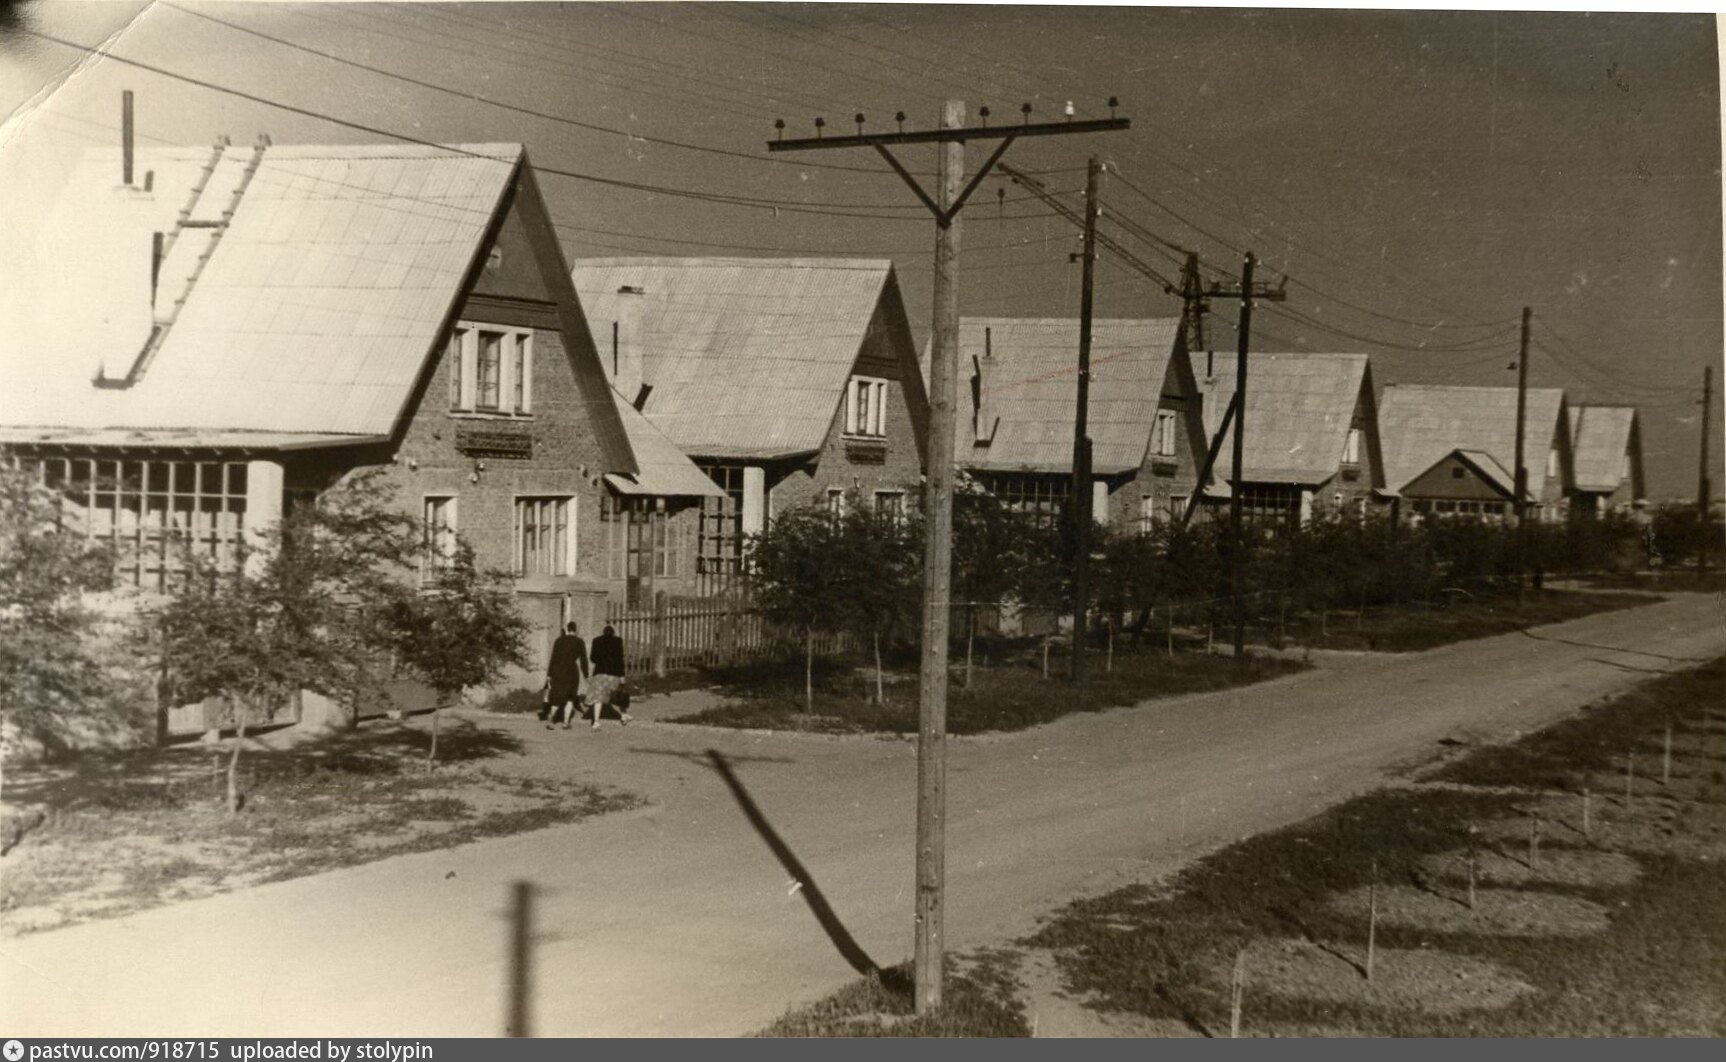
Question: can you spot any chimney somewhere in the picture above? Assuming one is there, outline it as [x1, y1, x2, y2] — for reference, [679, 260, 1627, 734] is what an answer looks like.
[122, 90, 134, 186]
[613, 285, 646, 402]
[972, 326, 994, 444]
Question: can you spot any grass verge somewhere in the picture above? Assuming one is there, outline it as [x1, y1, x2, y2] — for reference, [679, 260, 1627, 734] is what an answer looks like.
[0, 718, 636, 936]
[759, 656, 1726, 1036]
[759, 953, 1029, 1037]
[1245, 589, 1661, 653]
[675, 650, 1308, 735]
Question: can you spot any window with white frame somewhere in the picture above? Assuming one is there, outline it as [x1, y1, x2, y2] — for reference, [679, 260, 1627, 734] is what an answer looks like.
[1546, 448, 1558, 479]
[515, 496, 574, 577]
[1170, 494, 1189, 525]
[845, 375, 889, 438]
[1620, 451, 1631, 481]
[826, 487, 848, 516]
[1150, 409, 1179, 457]
[448, 322, 533, 415]
[1343, 427, 1362, 465]
[423, 495, 457, 575]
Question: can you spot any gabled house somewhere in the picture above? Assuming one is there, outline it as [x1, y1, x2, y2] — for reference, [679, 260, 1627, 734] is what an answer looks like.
[570, 257, 930, 594]
[1190, 351, 1388, 526]
[1569, 404, 1646, 515]
[0, 136, 717, 671]
[1377, 385, 1574, 522]
[942, 317, 1209, 531]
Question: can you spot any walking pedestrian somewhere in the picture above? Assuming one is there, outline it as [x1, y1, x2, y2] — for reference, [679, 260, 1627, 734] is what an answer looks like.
[545, 622, 589, 730]
[585, 623, 631, 728]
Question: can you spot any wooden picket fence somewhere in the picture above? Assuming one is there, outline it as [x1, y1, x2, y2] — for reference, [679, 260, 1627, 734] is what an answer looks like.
[604, 593, 856, 677]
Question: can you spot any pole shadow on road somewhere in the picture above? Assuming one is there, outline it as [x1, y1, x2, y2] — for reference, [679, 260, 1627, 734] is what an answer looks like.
[1517, 628, 1716, 663]
[703, 748, 886, 981]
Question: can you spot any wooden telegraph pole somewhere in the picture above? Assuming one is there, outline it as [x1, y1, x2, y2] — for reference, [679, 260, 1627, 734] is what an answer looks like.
[1700, 364, 1714, 580]
[1070, 156, 1101, 685]
[1513, 306, 1532, 605]
[1174, 256, 1286, 654]
[769, 100, 1127, 1014]
[1227, 253, 1256, 658]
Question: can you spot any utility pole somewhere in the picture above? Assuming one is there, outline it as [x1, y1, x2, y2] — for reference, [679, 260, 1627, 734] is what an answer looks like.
[1180, 251, 1207, 354]
[1070, 156, 1101, 685]
[1228, 253, 1256, 658]
[1161, 255, 1287, 648]
[769, 100, 1127, 1015]
[1513, 306, 1532, 606]
[1700, 364, 1714, 580]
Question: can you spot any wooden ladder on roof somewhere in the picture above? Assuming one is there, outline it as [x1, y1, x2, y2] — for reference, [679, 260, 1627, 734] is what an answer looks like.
[96, 135, 270, 389]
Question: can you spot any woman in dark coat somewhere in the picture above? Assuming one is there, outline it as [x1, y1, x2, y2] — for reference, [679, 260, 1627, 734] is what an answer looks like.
[545, 622, 589, 729]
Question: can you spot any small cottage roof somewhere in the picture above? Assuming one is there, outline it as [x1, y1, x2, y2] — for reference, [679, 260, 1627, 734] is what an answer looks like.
[571, 257, 920, 460]
[1378, 384, 1568, 496]
[1195, 352, 1371, 486]
[1569, 404, 1639, 493]
[944, 317, 1183, 476]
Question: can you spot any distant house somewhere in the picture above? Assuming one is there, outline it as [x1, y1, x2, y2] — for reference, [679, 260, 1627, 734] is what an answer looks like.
[1569, 405, 1646, 515]
[1377, 385, 1574, 522]
[0, 138, 716, 671]
[941, 318, 1209, 532]
[1190, 351, 1388, 527]
[570, 257, 930, 594]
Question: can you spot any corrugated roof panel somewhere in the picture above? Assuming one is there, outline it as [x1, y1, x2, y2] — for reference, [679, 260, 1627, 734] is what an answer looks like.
[1195, 352, 1368, 486]
[569, 257, 894, 456]
[938, 317, 1180, 474]
[2, 143, 522, 437]
[1379, 384, 1567, 496]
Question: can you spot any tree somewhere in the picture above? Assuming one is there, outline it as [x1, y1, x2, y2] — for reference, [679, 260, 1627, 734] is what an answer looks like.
[378, 540, 529, 764]
[831, 501, 921, 702]
[0, 464, 120, 751]
[155, 470, 438, 810]
[951, 487, 1032, 685]
[747, 504, 848, 712]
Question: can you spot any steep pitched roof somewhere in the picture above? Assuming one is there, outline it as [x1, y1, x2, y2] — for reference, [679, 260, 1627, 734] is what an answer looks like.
[1194, 352, 1371, 485]
[945, 317, 1183, 475]
[2, 142, 634, 471]
[1570, 404, 1639, 493]
[570, 257, 919, 459]
[1378, 385, 1568, 496]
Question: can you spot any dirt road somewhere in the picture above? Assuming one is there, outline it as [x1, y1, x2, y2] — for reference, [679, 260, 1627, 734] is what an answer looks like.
[4, 593, 1721, 1036]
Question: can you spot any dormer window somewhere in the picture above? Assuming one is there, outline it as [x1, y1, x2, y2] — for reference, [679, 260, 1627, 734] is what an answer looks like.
[845, 375, 888, 438]
[448, 322, 533, 415]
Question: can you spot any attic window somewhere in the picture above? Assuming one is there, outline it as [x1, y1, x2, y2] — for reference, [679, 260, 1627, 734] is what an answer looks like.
[1342, 427, 1362, 465]
[485, 245, 503, 272]
[845, 376, 888, 439]
[448, 321, 534, 415]
[1451, 466, 1465, 479]
[1150, 410, 1178, 457]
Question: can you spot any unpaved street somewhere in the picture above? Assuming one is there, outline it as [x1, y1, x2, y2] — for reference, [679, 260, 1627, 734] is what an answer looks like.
[3, 593, 1721, 1036]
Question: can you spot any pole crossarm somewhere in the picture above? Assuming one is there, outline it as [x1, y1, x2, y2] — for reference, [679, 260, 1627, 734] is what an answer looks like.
[768, 116, 1130, 152]
[1206, 274, 1290, 302]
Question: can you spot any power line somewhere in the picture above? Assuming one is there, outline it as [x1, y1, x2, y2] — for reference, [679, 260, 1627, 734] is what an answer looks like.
[17, 26, 1060, 224]
[158, 2, 910, 180]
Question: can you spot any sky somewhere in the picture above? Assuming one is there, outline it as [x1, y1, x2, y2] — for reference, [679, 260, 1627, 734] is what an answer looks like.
[1, 2, 1720, 499]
